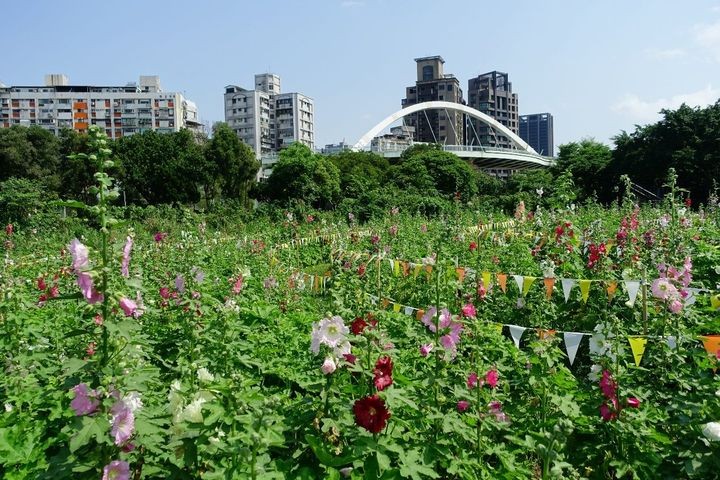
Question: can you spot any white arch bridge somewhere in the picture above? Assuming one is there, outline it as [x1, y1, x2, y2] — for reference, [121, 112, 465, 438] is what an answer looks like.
[353, 101, 555, 170]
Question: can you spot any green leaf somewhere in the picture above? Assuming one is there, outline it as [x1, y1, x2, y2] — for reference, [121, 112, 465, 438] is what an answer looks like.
[69, 416, 106, 453]
[305, 434, 354, 468]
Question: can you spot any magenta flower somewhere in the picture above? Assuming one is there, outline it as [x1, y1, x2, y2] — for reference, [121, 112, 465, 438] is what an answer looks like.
[457, 400, 470, 413]
[231, 275, 243, 294]
[485, 369, 499, 388]
[419, 343, 434, 357]
[153, 232, 167, 243]
[119, 297, 140, 318]
[626, 397, 641, 408]
[467, 372, 479, 389]
[70, 383, 99, 416]
[102, 460, 130, 480]
[121, 236, 133, 278]
[111, 402, 135, 446]
[600, 402, 616, 422]
[77, 272, 104, 304]
[461, 303, 476, 318]
[599, 370, 617, 399]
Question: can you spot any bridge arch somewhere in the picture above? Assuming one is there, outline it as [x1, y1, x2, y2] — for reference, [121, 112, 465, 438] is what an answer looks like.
[353, 101, 537, 154]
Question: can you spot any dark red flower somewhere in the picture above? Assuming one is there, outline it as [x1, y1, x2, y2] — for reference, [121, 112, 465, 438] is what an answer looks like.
[351, 317, 368, 335]
[373, 356, 393, 391]
[469, 241, 477, 252]
[159, 287, 170, 299]
[353, 395, 391, 433]
[5, 224, 13, 236]
[358, 264, 366, 277]
[37, 277, 46, 291]
[343, 353, 357, 365]
[685, 198, 692, 207]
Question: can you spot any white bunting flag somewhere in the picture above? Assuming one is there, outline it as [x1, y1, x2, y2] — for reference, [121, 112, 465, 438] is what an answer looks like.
[513, 275, 524, 293]
[404, 306, 414, 316]
[624, 280, 640, 307]
[666, 335, 677, 350]
[389, 259, 395, 272]
[508, 325, 526, 348]
[561, 278, 576, 303]
[684, 288, 700, 306]
[563, 332, 585, 365]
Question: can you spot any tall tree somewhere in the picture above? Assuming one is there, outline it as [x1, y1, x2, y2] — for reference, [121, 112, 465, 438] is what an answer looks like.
[0, 125, 60, 191]
[205, 123, 259, 206]
[552, 138, 612, 201]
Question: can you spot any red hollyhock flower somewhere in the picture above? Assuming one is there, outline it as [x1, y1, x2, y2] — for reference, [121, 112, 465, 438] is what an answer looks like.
[469, 241, 477, 252]
[353, 395, 391, 433]
[351, 317, 368, 335]
[373, 356, 393, 391]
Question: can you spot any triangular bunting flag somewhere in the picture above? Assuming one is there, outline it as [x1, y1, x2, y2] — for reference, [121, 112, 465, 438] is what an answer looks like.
[624, 280, 640, 307]
[543, 277, 555, 300]
[628, 336, 648, 367]
[700, 335, 720, 357]
[563, 332, 584, 365]
[665, 335, 677, 350]
[482, 271, 492, 290]
[684, 288, 699, 306]
[415, 309, 425, 321]
[404, 306, 414, 316]
[561, 278, 575, 302]
[508, 325, 526, 348]
[606, 281, 618, 301]
[513, 275, 524, 293]
[392, 302, 401, 313]
[381, 298, 390, 309]
[393, 261, 401, 277]
[711, 294, 720, 310]
[497, 273, 508, 293]
[456, 267, 466, 282]
[424, 265, 433, 280]
[522, 276, 536, 296]
[579, 279, 592, 303]
[402, 261, 410, 277]
[413, 264, 422, 278]
[538, 329, 556, 340]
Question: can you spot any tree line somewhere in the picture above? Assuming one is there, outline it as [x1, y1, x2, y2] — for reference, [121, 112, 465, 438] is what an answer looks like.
[2, 101, 719, 225]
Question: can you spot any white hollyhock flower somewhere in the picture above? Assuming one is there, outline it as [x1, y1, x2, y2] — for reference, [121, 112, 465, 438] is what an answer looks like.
[702, 422, 720, 441]
[197, 367, 215, 383]
[122, 392, 143, 413]
[182, 398, 206, 423]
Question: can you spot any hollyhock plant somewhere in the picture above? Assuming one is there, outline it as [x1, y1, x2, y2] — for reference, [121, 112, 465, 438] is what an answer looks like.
[321, 357, 337, 375]
[467, 372, 479, 389]
[121, 235, 133, 277]
[485, 369, 499, 388]
[311, 316, 349, 355]
[353, 395, 391, 433]
[419, 343, 433, 357]
[457, 400, 470, 413]
[373, 356, 393, 391]
[119, 297, 141, 318]
[626, 397, 641, 408]
[102, 460, 130, 480]
[110, 402, 135, 446]
[462, 303, 476, 318]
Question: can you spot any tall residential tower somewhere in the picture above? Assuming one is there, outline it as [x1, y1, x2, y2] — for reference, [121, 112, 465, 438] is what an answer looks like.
[466, 71, 519, 149]
[519, 113, 554, 156]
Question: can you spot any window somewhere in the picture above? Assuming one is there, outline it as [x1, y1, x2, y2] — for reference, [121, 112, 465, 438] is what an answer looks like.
[422, 65, 433, 81]
[447, 85, 453, 91]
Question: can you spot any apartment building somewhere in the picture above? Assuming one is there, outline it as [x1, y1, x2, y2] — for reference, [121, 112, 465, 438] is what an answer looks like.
[466, 71, 519, 149]
[520, 113, 554, 156]
[0, 74, 202, 139]
[401, 56, 464, 144]
[224, 73, 314, 155]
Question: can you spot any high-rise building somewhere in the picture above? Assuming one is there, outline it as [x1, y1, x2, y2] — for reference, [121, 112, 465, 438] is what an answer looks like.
[401, 56, 464, 144]
[467, 71, 519, 149]
[224, 74, 314, 155]
[519, 113, 554, 156]
[0, 75, 202, 139]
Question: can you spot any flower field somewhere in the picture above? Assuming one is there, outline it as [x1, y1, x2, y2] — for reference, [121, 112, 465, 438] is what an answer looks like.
[1, 135, 720, 479]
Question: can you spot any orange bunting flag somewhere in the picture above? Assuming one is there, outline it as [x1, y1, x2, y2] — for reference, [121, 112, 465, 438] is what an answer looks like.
[606, 281, 618, 301]
[496, 273, 508, 293]
[700, 335, 720, 358]
[543, 277, 555, 300]
[538, 328, 557, 340]
[456, 267, 466, 282]
[424, 265, 433, 280]
[402, 262, 410, 277]
[628, 336, 648, 367]
[381, 298, 390, 309]
[416, 309, 425, 321]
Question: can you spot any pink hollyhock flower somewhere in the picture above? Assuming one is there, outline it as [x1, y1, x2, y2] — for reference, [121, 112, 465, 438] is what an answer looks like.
[231, 275, 243, 294]
[77, 272, 104, 304]
[421, 307, 438, 331]
[668, 299, 683, 314]
[153, 232, 167, 243]
[119, 297, 140, 318]
[175, 275, 186, 293]
[467, 372, 479, 389]
[485, 369, 499, 388]
[69, 239, 90, 271]
[457, 400, 470, 412]
[469, 241, 477, 252]
[419, 343, 433, 357]
[86, 342, 96, 356]
[626, 397, 640, 408]
[111, 402, 135, 446]
[462, 303, 476, 318]
[159, 287, 170, 299]
[321, 357, 337, 375]
[651, 278, 678, 301]
[102, 460, 130, 480]
[373, 356, 394, 391]
[121, 236, 133, 278]
[70, 383, 100, 416]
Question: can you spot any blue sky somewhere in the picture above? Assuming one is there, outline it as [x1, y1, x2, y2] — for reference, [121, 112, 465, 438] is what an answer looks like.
[3, 0, 720, 150]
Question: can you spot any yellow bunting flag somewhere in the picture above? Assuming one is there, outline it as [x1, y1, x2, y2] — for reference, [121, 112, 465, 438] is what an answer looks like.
[543, 277, 555, 300]
[392, 302, 401, 313]
[416, 309, 425, 321]
[456, 267, 466, 282]
[522, 276, 537, 296]
[579, 280, 592, 303]
[413, 265, 422, 278]
[711, 294, 720, 310]
[497, 273, 508, 293]
[482, 271, 492, 290]
[393, 261, 401, 277]
[628, 336, 648, 367]
[606, 281, 618, 301]
[700, 335, 720, 358]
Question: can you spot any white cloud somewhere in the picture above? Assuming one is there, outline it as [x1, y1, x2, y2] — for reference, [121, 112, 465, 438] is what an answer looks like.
[711, 5, 720, 13]
[612, 85, 719, 122]
[645, 48, 686, 60]
[694, 20, 720, 62]
[341, 0, 365, 7]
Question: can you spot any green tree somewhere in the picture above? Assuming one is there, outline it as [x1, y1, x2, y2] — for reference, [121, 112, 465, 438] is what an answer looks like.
[552, 138, 611, 201]
[264, 143, 341, 209]
[205, 123, 259, 205]
[0, 125, 61, 191]
[330, 150, 389, 198]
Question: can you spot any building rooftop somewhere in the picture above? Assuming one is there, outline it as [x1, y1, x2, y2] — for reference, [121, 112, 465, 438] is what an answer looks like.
[414, 55, 445, 63]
